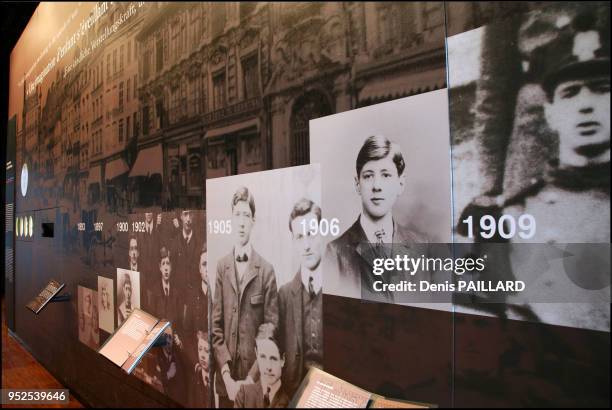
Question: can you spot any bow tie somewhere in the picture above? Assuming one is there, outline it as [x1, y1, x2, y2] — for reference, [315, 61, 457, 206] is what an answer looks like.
[236, 254, 248, 263]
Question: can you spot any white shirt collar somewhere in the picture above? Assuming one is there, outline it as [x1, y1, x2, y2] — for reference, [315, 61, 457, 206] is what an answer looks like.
[234, 242, 252, 262]
[146, 221, 153, 234]
[183, 229, 193, 243]
[262, 378, 281, 404]
[301, 264, 322, 294]
[201, 281, 208, 296]
[130, 262, 138, 271]
[359, 213, 393, 244]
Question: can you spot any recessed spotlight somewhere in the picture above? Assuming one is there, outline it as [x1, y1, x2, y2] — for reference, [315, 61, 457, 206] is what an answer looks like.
[21, 163, 29, 197]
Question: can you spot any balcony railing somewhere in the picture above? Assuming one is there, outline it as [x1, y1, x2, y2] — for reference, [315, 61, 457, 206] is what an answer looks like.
[92, 116, 103, 128]
[112, 67, 125, 81]
[203, 97, 261, 125]
[113, 105, 124, 118]
[92, 81, 104, 96]
[166, 98, 203, 126]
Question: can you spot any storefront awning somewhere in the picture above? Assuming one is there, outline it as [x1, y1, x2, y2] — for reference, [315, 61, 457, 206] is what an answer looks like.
[105, 158, 129, 180]
[358, 68, 446, 104]
[129, 144, 163, 178]
[87, 165, 101, 186]
[204, 118, 259, 139]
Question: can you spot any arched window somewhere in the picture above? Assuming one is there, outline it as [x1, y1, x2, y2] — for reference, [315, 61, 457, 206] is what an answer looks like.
[290, 91, 332, 166]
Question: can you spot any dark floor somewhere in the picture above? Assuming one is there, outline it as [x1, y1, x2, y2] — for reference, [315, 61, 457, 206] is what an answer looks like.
[1, 298, 84, 408]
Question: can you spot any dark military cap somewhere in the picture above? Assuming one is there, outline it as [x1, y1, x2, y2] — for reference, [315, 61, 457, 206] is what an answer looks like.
[539, 10, 610, 94]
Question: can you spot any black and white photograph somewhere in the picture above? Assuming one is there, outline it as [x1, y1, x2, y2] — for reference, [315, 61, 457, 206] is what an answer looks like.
[206, 164, 322, 407]
[447, 2, 610, 331]
[78, 285, 100, 350]
[116, 268, 140, 327]
[310, 90, 453, 302]
[98, 276, 115, 333]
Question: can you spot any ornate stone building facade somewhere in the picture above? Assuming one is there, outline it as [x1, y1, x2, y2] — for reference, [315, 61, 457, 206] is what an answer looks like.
[22, 2, 549, 215]
[134, 2, 452, 210]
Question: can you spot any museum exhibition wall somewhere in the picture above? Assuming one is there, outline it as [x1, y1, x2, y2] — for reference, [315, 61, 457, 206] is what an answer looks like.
[5, 2, 609, 408]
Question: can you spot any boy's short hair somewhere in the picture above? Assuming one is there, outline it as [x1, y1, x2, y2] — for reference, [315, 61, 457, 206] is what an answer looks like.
[159, 246, 171, 261]
[356, 135, 405, 177]
[288, 198, 322, 233]
[196, 330, 209, 343]
[255, 323, 283, 355]
[231, 186, 256, 217]
[123, 273, 132, 287]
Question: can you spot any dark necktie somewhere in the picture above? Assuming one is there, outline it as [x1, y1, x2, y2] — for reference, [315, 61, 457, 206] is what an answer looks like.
[263, 386, 271, 408]
[374, 229, 385, 245]
[374, 229, 386, 257]
[308, 276, 316, 299]
[236, 254, 248, 263]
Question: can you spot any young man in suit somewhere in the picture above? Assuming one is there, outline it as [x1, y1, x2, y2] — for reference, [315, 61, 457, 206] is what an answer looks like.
[128, 235, 139, 272]
[139, 211, 160, 309]
[234, 323, 289, 408]
[184, 246, 211, 406]
[117, 273, 133, 326]
[174, 210, 202, 293]
[151, 246, 185, 349]
[212, 186, 279, 408]
[277, 198, 323, 397]
[325, 135, 427, 301]
[189, 330, 211, 408]
[155, 326, 185, 400]
[184, 245, 210, 343]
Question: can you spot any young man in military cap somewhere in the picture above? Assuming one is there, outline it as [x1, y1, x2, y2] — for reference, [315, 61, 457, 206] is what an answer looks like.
[505, 10, 609, 243]
[503, 10, 610, 330]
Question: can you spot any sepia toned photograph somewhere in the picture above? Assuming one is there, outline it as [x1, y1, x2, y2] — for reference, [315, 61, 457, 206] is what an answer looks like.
[206, 164, 322, 407]
[78, 285, 100, 350]
[116, 268, 140, 327]
[310, 90, 453, 302]
[97, 275, 115, 333]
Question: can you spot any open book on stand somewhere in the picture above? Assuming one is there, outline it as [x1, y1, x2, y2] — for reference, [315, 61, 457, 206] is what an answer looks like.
[98, 308, 170, 374]
[290, 367, 436, 408]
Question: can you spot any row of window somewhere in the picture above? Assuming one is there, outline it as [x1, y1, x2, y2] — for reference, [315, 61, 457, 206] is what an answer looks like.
[141, 53, 260, 135]
[92, 129, 103, 156]
[167, 133, 262, 193]
[117, 113, 138, 144]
